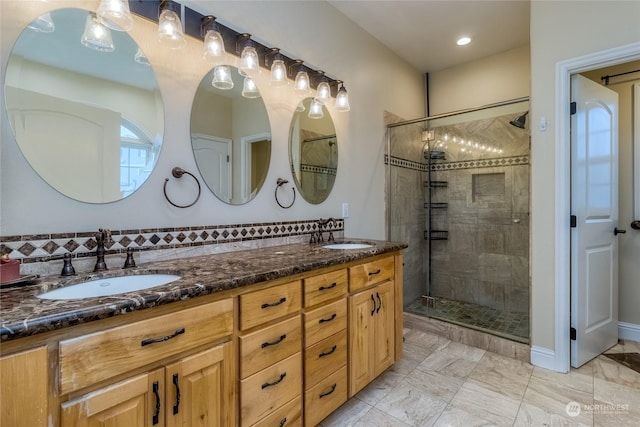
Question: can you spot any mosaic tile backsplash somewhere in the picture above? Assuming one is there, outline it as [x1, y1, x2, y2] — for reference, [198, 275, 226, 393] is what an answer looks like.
[1, 219, 344, 271]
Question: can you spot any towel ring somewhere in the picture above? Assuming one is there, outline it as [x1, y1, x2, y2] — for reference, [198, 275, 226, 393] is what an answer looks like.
[163, 167, 201, 208]
[275, 178, 295, 209]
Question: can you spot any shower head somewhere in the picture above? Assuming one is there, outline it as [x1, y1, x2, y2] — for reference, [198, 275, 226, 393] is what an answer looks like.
[510, 111, 528, 129]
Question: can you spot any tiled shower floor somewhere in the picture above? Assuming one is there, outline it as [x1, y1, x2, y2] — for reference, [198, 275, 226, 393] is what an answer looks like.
[405, 296, 529, 344]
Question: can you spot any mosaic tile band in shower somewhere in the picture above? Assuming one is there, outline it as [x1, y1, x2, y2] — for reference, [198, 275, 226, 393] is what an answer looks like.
[0, 219, 344, 264]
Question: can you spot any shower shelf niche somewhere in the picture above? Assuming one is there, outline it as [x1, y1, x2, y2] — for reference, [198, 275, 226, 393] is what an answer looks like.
[425, 180, 448, 188]
[424, 230, 448, 241]
[424, 202, 448, 209]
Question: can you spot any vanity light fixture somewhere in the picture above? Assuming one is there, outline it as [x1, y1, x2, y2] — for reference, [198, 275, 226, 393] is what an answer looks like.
[334, 82, 351, 112]
[267, 48, 288, 86]
[81, 12, 115, 52]
[134, 47, 150, 65]
[158, 0, 186, 49]
[241, 76, 261, 98]
[212, 65, 234, 89]
[291, 60, 310, 94]
[27, 12, 55, 33]
[237, 34, 260, 76]
[96, 0, 134, 31]
[315, 71, 332, 103]
[308, 98, 324, 119]
[202, 16, 225, 63]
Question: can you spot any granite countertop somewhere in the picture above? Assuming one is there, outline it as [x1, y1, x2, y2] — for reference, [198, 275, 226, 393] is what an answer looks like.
[0, 239, 406, 342]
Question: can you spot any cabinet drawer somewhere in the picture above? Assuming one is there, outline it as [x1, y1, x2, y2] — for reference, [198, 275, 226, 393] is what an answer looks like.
[240, 352, 302, 426]
[303, 366, 347, 427]
[59, 299, 233, 394]
[348, 257, 395, 292]
[251, 396, 302, 427]
[304, 330, 347, 388]
[240, 315, 302, 379]
[303, 298, 347, 348]
[303, 269, 347, 308]
[240, 281, 302, 331]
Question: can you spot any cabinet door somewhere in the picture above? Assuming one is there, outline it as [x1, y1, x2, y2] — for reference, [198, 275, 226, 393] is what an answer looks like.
[348, 290, 375, 396]
[165, 342, 235, 427]
[0, 347, 48, 427]
[61, 368, 164, 427]
[373, 281, 395, 377]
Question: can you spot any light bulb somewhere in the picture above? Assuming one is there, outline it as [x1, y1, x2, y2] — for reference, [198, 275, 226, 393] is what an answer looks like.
[241, 76, 260, 98]
[294, 70, 310, 93]
[203, 29, 225, 62]
[335, 84, 350, 112]
[28, 12, 55, 33]
[308, 98, 324, 119]
[97, 0, 133, 31]
[270, 58, 287, 86]
[239, 42, 259, 76]
[158, 8, 185, 49]
[316, 80, 331, 103]
[212, 65, 234, 90]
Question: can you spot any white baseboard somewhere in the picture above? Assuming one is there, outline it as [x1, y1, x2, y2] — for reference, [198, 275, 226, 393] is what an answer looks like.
[530, 346, 559, 371]
[619, 322, 640, 342]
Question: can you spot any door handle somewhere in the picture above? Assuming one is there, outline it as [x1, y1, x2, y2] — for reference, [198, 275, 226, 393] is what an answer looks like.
[631, 220, 640, 230]
[614, 227, 627, 235]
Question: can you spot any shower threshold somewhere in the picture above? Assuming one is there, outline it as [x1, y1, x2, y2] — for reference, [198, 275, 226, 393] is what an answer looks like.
[405, 296, 529, 344]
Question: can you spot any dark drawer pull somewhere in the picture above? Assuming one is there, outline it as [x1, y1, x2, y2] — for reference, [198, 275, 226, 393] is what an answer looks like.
[261, 297, 286, 309]
[141, 328, 185, 347]
[319, 313, 337, 324]
[370, 294, 376, 316]
[376, 292, 382, 313]
[262, 372, 286, 389]
[172, 373, 180, 415]
[368, 269, 381, 277]
[279, 418, 287, 427]
[319, 345, 337, 358]
[152, 381, 160, 425]
[262, 334, 287, 348]
[319, 383, 337, 399]
[319, 282, 337, 291]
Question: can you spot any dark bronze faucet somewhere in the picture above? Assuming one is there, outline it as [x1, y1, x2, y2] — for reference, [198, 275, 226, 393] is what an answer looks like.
[313, 218, 337, 243]
[93, 228, 111, 272]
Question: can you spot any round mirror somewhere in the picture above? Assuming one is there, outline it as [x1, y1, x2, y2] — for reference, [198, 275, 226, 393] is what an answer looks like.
[190, 66, 271, 205]
[4, 8, 164, 203]
[289, 97, 338, 204]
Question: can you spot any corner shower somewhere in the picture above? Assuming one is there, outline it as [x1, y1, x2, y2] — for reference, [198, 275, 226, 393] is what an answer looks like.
[386, 98, 530, 343]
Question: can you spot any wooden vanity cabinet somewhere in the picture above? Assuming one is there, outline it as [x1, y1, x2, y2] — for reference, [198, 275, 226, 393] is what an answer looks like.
[0, 346, 49, 427]
[348, 260, 396, 397]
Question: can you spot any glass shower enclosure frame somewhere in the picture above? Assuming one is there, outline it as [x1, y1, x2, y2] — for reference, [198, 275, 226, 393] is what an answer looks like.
[386, 98, 530, 344]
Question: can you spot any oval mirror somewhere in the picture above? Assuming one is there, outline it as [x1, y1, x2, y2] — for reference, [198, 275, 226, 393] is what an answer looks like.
[289, 97, 338, 204]
[4, 8, 164, 203]
[191, 66, 271, 205]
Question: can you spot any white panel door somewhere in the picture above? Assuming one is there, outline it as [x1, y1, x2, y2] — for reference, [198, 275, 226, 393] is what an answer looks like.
[192, 135, 232, 203]
[570, 74, 619, 368]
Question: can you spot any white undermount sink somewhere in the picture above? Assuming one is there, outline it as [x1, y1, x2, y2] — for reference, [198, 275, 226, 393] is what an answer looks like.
[323, 243, 373, 250]
[37, 274, 181, 300]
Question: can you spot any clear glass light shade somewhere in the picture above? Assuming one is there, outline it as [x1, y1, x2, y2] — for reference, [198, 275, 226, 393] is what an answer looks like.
[335, 85, 350, 112]
[270, 59, 287, 86]
[316, 80, 331, 103]
[158, 9, 186, 49]
[28, 12, 55, 33]
[239, 44, 259, 76]
[241, 76, 260, 98]
[212, 65, 234, 90]
[203, 29, 226, 62]
[294, 70, 310, 93]
[134, 47, 150, 65]
[308, 98, 324, 119]
[81, 13, 115, 52]
[97, 0, 133, 31]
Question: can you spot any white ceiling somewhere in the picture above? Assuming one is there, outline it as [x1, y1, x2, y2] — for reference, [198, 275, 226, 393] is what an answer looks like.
[327, 0, 530, 73]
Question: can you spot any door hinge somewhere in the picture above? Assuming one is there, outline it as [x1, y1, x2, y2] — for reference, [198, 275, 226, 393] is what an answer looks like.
[570, 215, 577, 228]
[570, 327, 577, 340]
[570, 102, 577, 115]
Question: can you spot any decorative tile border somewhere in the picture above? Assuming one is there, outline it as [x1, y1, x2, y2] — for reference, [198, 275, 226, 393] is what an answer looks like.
[300, 164, 337, 176]
[0, 219, 344, 264]
[385, 154, 529, 172]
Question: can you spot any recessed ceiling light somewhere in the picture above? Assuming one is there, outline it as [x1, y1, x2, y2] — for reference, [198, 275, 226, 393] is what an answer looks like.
[457, 36, 471, 46]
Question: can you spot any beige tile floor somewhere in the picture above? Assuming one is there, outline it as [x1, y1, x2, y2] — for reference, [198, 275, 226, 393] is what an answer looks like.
[319, 328, 640, 427]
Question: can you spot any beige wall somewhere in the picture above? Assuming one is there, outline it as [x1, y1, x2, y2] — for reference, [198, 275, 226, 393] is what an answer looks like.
[429, 45, 531, 115]
[0, 0, 424, 237]
[530, 0, 640, 351]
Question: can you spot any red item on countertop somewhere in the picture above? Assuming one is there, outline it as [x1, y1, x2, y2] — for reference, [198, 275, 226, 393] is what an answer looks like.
[0, 254, 20, 283]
